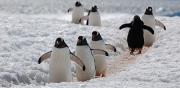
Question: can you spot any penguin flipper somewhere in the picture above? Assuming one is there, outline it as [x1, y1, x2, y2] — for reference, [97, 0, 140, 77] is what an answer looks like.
[91, 49, 109, 56]
[68, 8, 73, 12]
[86, 10, 91, 25]
[70, 53, 86, 71]
[119, 23, 131, 29]
[143, 25, 154, 34]
[155, 19, 166, 30]
[38, 51, 52, 64]
[105, 44, 117, 52]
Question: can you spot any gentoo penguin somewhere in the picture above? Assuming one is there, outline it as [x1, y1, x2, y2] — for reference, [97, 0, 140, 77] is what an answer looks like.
[68, 1, 88, 24]
[119, 15, 154, 55]
[38, 37, 86, 83]
[90, 31, 116, 77]
[80, 5, 101, 26]
[142, 6, 166, 46]
[75, 36, 109, 81]
[90, 31, 116, 52]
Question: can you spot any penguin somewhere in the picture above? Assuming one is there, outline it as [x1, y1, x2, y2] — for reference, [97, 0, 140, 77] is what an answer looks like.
[141, 6, 166, 47]
[75, 36, 109, 81]
[119, 15, 154, 55]
[90, 31, 117, 77]
[80, 5, 101, 26]
[38, 37, 86, 83]
[68, 1, 89, 24]
[90, 31, 116, 52]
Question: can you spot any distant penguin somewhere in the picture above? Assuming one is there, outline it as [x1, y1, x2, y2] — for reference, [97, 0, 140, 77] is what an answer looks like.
[142, 6, 166, 46]
[38, 37, 86, 83]
[68, 1, 89, 24]
[75, 36, 109, 81]
[80, 5, 101, 26]
[90, 31, 116, 77]
[119, 15, 154, 55]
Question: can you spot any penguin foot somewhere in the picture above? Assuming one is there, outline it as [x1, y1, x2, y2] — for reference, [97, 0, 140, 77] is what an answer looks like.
[96, 72, 106, 77]
[130, 49, 135, 55]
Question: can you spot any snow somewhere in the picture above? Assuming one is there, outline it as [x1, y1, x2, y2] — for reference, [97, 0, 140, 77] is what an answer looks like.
[0, 0, 180, 88]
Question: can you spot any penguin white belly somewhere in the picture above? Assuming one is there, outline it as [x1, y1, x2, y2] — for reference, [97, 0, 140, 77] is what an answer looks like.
[89, 12, 101, 26]
[75, 46, 96, 81]
[90, 40, 106, 51]
[94, 55, 107, 75]
[72, 7, 84, 24]
[49, 47, 72, 83]
[142, 15, 156, 46]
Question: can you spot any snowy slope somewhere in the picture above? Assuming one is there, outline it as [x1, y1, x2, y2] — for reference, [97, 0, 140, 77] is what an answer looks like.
[0, 13, 128, 87]
[0, 0, 180, 88]
[0, 12, 180, 88]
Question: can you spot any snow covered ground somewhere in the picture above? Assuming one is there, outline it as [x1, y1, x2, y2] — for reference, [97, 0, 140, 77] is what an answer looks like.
[0, 0, 180, 88]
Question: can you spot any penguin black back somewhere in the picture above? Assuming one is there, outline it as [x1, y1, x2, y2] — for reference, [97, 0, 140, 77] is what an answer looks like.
[54, 38, 68, 48]
[119, 15, 154, 54]
[144, 6, 153, 15]
[92, 31, 103, 41]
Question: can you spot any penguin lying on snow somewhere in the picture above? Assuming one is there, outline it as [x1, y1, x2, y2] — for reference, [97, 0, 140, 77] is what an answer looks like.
[38, 37, 85, 83]
[68, 1, 89, 24]
[119, 15, 154, 55]
[75, 36, 109, 81]
[90, 31, 117, 77]
[142, 6, 166, 47]
[80, 5, 101, 26]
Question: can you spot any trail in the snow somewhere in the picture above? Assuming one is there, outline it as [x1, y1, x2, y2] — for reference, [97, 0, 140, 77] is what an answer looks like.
[106, 47, 149, 76]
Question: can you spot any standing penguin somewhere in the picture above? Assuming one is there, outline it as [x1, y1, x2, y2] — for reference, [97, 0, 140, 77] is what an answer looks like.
[68, 1, 89, 24]
[90, 31, 116, 77]
[119, 15, 154, 55]
[38, 37, 86, 83]
[75, 36, 109, 81]
[90, 31, 116, 52]
[80, 5, 101, 26]
[142, 6, 166, 47]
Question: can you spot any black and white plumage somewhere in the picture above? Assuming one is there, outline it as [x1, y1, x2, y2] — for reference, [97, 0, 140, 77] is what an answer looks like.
[68, 1, 89, 24]
[80, 5, 101, 26]
[119, 15, 154, 55]
[75, 36, 109, 81]
[90, 31, 116, 77]
[38, 37, 85, 83]
[142, 6, 166, 46]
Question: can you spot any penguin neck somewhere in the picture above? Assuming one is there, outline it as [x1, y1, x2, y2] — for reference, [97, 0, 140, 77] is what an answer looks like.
[144, 13, 153, 16]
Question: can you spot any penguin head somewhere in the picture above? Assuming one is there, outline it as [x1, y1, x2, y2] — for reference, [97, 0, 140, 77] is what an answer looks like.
[54, 37, 68, 48]
[77, 36, 88, 46]
[145, 6, 153, 15]
[133, 15, 141, 22]
[91, 5, 98, 12]
[75, 1, 82, 7]
[92, 31, 103, 41]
